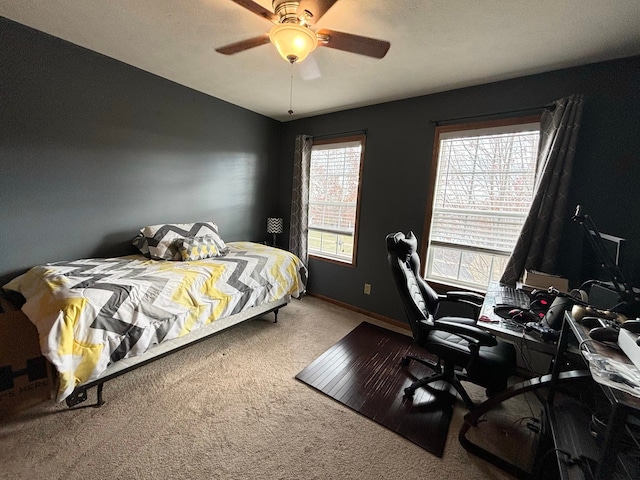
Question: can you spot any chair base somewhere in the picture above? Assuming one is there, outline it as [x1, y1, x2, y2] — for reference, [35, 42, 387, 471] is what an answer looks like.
[400, 353, 439, 370]
[401, 355, 476, 410]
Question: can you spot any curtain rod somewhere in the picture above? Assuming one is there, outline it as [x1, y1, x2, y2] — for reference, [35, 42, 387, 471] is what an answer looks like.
[311, 128, 368, 141]
[429, 103, 555, 126]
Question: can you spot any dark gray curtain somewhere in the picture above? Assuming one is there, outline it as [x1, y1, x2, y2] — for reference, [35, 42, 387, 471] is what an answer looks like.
[289, 134, 312, 267]
[500, 94, 585, 286]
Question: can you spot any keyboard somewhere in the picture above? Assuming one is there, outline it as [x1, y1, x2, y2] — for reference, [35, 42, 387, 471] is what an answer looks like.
[478, 283, 531, 332]
[493, 285, 530, 310]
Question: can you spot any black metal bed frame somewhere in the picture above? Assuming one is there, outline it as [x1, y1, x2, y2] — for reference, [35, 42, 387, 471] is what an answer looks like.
[64, 304, 283, 408]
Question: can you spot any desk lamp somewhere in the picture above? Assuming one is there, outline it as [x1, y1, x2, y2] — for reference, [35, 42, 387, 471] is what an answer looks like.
[267, 217, 283, 247]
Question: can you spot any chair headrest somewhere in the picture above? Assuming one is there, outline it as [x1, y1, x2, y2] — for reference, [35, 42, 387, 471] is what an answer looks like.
[386, 231, 418, 260]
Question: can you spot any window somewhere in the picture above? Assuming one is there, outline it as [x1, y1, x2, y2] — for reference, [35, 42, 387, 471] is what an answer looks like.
[308, 135, 365, 265]
[423, 117, 541, 290]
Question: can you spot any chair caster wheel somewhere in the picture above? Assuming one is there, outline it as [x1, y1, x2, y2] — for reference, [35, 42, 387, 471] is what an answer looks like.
[400, 356, 411, 367]
[403, 387, 415, 400]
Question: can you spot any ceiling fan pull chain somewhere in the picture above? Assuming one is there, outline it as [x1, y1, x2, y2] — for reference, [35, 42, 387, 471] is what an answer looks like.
[288, 62, 294, 115]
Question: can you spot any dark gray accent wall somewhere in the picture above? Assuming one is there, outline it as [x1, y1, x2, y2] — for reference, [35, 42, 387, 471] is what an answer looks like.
[1, 18, 281, 283]
[3, 16, 639, 326]
[280, 56, 640, 323]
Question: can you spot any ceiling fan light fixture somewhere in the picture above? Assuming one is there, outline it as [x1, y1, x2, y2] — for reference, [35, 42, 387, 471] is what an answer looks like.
[269, 23, 317, 63]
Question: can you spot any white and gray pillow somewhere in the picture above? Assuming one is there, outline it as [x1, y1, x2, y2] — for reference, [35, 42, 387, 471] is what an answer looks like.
[132, 221, 227, 260]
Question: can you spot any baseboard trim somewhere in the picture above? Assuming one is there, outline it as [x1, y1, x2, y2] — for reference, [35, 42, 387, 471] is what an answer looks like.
[306, 292, 410, 332]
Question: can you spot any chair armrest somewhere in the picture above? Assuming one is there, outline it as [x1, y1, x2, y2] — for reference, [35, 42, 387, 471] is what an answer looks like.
[434, 316, 476, 326]
[437, 291, 485, 319]
[444, 290, 485, 304]
[432, 319, 498, 347]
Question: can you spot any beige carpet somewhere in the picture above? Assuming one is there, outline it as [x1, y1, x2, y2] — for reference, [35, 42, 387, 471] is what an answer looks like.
[0, 296, 539, 480]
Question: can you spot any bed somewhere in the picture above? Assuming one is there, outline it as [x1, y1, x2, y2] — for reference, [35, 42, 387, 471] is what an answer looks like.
[3, 222, 307, 407]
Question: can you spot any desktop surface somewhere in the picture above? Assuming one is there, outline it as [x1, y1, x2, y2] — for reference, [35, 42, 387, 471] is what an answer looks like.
[478, 282, 559, 366]
[479, 282, 530, 334]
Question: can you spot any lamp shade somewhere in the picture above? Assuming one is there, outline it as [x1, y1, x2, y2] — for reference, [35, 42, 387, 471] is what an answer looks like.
[267, 217, 284, 234]
[268, 23, 317, 63]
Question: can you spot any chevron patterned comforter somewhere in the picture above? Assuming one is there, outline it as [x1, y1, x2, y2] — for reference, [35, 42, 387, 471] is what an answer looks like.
[4, 242, 307, 402]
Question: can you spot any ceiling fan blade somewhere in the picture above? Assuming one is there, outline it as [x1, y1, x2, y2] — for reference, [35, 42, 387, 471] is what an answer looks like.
[215, 35, 271, 55]
[229, 0, 278, 23]
[298, 0, 338, 23]
[298, 55, 322, 80]
[316, 29, 390, 59]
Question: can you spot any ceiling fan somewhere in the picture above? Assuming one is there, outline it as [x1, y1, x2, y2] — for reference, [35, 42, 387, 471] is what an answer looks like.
[215, 0, 391, 64]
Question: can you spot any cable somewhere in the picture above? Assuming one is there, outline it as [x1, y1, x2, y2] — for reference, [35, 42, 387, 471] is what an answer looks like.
[532, 447, 574, 480]
[578, 337, 597, 354]
[515, 332, 539, 417]
[510, 415, 537, 428]
[518, 331, 534, 371]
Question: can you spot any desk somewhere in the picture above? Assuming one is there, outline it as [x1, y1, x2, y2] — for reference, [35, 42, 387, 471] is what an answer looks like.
[459, 312, 640, 479]
[545, 313, 640, 480]
[478, 284, 559, 374]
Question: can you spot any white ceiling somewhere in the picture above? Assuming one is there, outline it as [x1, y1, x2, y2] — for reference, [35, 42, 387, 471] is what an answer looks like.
[2, 0, 640, 122]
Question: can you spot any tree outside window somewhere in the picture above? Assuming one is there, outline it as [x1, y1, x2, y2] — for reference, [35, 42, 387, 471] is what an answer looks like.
[423, 118, 541, 290]
[308, 135, 365, 265]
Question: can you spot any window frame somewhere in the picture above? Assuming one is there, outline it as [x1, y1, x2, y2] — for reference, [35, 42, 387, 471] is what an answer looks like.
[308, 134, 366, 267]
[420, 115, 541, 291]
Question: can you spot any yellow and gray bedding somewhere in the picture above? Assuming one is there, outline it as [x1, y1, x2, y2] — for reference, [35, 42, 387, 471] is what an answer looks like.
[4, 242, 307, 402]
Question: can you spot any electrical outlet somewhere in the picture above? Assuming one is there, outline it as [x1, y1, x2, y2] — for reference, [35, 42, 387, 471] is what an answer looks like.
[364, 283, 371, 295]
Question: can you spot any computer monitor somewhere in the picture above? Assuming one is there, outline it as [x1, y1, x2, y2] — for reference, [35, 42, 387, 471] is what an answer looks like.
[573, 205, 636, 312]
[582, 230, 626, 282]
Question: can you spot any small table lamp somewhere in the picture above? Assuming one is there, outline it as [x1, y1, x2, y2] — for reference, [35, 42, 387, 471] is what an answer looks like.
[267, 217, 283, 247]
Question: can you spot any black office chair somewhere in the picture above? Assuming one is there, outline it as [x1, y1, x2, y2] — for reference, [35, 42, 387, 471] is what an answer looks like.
[386, 231, 516, 410]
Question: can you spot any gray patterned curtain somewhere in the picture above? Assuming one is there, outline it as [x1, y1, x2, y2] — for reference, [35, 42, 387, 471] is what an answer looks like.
[289, 134, 312, 267]
[500, 94, 585, 286]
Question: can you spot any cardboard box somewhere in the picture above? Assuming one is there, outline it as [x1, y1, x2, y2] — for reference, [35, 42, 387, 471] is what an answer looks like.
[522, 269, 569, 293]
[0, 310, 53, 415]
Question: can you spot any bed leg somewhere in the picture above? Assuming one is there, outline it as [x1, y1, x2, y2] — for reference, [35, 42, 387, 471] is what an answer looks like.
[65, 383, 106, 409]
[96, 383, 105, 407]
[273, 308, 279, 323]
[65, 387, 88, 408]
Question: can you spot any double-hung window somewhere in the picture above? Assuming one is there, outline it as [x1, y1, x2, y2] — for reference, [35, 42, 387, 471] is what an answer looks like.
[308, 135, 365, 265]
[423, 117, 541, 290]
